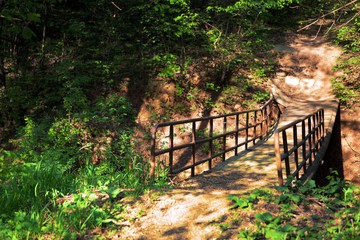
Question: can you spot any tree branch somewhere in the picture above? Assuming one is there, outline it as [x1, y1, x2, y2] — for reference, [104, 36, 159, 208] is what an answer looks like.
[312, 20, 323, 40]
[297, 18, 321, 32]
[339, 12, 360, 28]
[203, 21, 222, 49]
[323, 13, 336, 36]
[297, 0, 358, 32]
[111, 2, 122, 11]
[0, 15, 22, 21]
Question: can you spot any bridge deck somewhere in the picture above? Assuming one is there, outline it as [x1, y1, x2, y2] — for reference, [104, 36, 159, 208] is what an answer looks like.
[178, 98, 339, 193]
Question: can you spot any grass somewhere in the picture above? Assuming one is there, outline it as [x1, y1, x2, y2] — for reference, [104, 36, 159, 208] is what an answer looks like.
[0, 145, 169, 239]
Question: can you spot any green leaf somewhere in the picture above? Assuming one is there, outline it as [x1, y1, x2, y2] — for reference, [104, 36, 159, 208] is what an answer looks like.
[228, 195, 253, 210]
[101, 218, 117, 224]
[22, 27, 36, 39]
[280, 224, 296, 232]
[27, 13, 41, 22]
[265, 229, 288, 240]
[106, 186, 122, 199]
[274, 185, 289, 192]
[290, 194, 301, 204]
[2, 12, 14, 21]
[255, 212, 273, 224]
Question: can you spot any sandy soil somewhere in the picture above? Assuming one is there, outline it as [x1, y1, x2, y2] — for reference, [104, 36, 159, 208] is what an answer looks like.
[103, 33, 360, 240]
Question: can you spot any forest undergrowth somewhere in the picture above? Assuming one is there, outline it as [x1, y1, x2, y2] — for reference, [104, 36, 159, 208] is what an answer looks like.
[1, 0, 360, 239]
[214, 174, 360, 240]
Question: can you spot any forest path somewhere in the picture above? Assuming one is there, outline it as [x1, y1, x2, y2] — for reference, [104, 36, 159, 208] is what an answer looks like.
[116, 34, 342, 240]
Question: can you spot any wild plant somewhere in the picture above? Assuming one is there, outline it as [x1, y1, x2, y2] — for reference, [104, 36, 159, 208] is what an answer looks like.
[223, 173, 360, 239]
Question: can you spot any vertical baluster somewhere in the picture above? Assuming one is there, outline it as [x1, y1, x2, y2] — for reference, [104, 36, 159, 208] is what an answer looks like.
[266, 104, 269, 133]
[260, 109, 264, 140]
[293, 125, 299, 180]
[322, 109, 325, 141]
[321, 110, 324, 140]
[169, 125, 174, 175]
[313, 114, 318, 153]
[302, 120, 307, 173]
[246, 112, 249, 150]
[312, 115, 316, 160]
[315, 113, 318, 150]
[209, 119, 213, 170]
[283, 131, 291, 177]
[316, 112, 321, 147]
[223, 116, 227, 162]
[191, 121, 196, 177]
[319, 111, 323, 144]
[150, 126, 157, 179]
[274, 130, 283, 185]
[268, 101, 272, 126]
[235, 114, 239, 155]
[308, 117, 312, 166]
[265, 103, 271, 133]
[253, 111, 257, 145]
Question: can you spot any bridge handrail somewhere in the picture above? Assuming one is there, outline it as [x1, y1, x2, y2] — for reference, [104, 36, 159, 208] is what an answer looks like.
[150, 96, 280, 178]
[274, 108, 325, 185]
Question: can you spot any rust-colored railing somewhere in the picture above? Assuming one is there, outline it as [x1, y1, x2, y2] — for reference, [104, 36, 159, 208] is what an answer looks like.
[150, 96, 280, 178]
[274, 108, 325, 185]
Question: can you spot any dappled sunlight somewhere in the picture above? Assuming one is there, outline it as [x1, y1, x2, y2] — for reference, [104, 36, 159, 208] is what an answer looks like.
[272, 35, 342, 104]
[111, 34, 344, 240]
[285, 76, 300, 86]
[120, 187, 234, 239]
[124, 34, 344, 239]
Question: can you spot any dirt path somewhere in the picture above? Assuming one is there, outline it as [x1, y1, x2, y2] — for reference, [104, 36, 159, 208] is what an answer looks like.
[114, 35, 342, 240]
[272, 34, 341, 105]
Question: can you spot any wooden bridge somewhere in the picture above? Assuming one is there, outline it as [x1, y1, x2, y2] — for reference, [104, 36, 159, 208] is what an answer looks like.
[126, 36, 344, 239]
[150, 96, 340, 189]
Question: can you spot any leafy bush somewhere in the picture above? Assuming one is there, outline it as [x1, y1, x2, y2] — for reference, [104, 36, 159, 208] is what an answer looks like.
[331, 16, 360, 108]
[0, 94, 168, 238]
[216, 174, 360, 239]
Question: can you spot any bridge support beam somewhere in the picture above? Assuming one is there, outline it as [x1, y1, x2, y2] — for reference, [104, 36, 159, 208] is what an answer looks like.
[314, 104, 344, 186]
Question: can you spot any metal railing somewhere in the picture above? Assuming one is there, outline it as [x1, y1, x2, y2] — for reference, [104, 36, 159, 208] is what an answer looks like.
[274, 108, 325, 185]
[150, 96, 280, 178]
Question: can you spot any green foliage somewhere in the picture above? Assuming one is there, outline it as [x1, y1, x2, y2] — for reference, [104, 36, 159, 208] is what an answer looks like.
[228, 194, 258, 210]
[92, 94, 136, 125]
[153, 54, 181, 79]
[0, 188, 120, 239]
[0, 93, 169, 237]
[52, 194, 114, 233]
[0, 150, 75, 234]
[329, 4, 360, 108]
[332, 24, 360, 107]
[206, 82, 221, 92]
[332, 64, 360, 108]
[0, 0, 288, 131]
[223, 174, 360, 239]
[253, 91, 271, 104]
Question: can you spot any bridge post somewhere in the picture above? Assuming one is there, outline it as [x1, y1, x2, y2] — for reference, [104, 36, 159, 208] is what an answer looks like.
[274, 130, 283, 185]
[150, 124, 158, 180]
